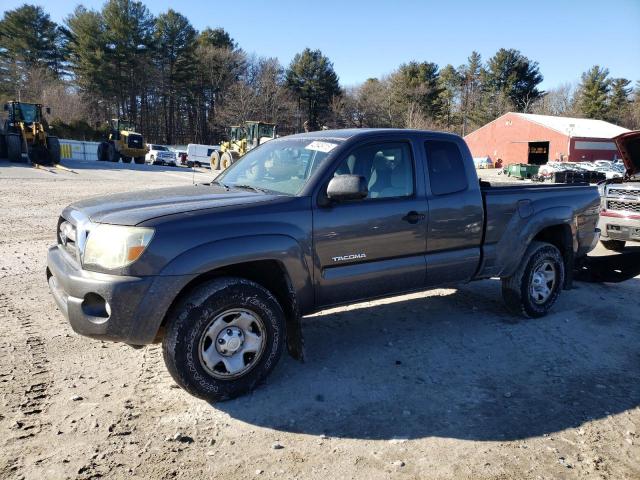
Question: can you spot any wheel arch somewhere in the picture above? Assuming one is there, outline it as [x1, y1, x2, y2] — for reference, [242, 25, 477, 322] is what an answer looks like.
[497, 206, 575, 280]
[155, 235, 313, 360]
[158, 259, 305, 360]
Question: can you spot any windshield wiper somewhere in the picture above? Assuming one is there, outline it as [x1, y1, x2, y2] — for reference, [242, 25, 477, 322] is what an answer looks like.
[231, 184, 271, 194]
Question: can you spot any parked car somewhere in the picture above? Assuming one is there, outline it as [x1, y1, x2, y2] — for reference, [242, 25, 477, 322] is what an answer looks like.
[47, 129, 602, 402]
[598, 131, 640, 251]
[174, 150, 188, 165]
[146, 144, 176, 166]
[186, 144, 219, 168]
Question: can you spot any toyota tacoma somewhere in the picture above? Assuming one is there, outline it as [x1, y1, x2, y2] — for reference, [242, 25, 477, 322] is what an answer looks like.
[47, 129, 605, 401]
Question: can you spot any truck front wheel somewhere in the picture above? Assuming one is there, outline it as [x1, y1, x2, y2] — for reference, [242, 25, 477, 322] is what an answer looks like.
[501, 241, 565, 318]
[162, 277, 286, 402]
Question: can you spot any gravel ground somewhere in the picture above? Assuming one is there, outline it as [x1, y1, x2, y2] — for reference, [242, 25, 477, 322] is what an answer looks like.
[0, 160, 638, 480]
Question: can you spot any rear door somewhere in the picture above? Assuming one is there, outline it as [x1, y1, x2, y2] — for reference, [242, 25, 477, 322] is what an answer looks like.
[422, 138, 484, 286]
[312, 138, 428, 307]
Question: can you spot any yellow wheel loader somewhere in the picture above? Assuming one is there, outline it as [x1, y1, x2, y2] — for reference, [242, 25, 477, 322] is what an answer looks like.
[97, 119, 148, 164]
[0, 101, 60, 165]
[211, 121, 276, 170]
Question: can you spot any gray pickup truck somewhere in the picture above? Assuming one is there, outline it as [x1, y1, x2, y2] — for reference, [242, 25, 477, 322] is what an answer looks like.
[47, 129, 602, 401]
[598, 131, 640, 251]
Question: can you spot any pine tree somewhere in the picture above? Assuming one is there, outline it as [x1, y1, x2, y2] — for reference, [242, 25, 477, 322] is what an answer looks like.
[438, 64, 462, 131]
[154, 9, 196, 143]
[390, 61, 443, 128]
[484, 48, 543, 113]
[0, 4, 64, 98]
[286, 48, 341, 131]
[607, 77, 631, 126]
[101, 0, 155, 122]
[576, 66, 611, 119]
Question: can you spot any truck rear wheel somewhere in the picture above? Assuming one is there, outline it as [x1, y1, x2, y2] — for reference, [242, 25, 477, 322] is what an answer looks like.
[501, 241, 565, 318]
[121, 156, 132, 164]
[221, 151, 234, 170]
[211, 150, 221, 170]
[600, 239, 625, 252]
[162, 277, 286, 402]
[47, 136, 61, 164]
[134, 156, 145, 164]
[7, 134, 23, 162]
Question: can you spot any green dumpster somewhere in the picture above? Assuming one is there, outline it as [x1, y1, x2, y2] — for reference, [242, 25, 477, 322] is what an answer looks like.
[506, 163, 539, 179]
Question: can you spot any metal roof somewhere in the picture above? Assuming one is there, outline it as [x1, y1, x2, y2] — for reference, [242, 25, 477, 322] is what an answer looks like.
[515, 113, 630, 139]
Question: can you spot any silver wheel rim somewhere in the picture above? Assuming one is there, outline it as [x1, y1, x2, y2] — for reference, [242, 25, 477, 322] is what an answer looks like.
[198, 308, 266, 379]
[530, 260, 556, 304]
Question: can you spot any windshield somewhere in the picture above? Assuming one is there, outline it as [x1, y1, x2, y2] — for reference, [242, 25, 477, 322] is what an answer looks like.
[258, 124, 275, 138]
[15, 104, 40, 123]
[217, 137, 343, 195]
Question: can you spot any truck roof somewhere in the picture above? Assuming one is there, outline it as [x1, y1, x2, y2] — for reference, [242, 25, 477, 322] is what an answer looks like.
[285, 128, 462, 142]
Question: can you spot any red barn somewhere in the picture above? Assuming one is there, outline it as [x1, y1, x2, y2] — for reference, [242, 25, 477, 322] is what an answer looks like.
[464, 112, 630, 166]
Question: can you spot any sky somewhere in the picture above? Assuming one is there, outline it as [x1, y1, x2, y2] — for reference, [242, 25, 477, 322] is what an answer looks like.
[3, 0, 639, 90]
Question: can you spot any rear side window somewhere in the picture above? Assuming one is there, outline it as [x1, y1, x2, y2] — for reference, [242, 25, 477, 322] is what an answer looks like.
[424, 140, 468, 195]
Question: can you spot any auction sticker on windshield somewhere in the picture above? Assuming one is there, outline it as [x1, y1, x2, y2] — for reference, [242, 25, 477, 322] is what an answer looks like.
[305, 141, 338, 153]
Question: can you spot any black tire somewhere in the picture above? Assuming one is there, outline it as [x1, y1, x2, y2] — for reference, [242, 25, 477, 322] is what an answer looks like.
[501, 241, 565, 318]
[134, 156, 145, 164]
[97, 142, 109, 161]
[211, 150, 220, 170]
[162, 277, 286, 402]
[600, 239, 625, 252]
[186, 160, 194, 168]
[7, 134, 23, 162]
[0, 134, 7, 159]
[107, 143, 120, 162]
[221, 151, 234, 170]
[121, 156, 132, 163]
[47, 136, 61, 164]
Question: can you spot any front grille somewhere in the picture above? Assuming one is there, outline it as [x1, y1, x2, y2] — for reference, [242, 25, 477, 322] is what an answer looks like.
[57, 217, 78, 258]
[127, 134, 143, 149]
[607, 200, 640, 214]
[609, 188, 640, 197]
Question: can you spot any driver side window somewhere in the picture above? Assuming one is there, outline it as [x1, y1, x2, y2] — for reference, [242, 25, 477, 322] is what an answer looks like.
[333, 142, 414, 199]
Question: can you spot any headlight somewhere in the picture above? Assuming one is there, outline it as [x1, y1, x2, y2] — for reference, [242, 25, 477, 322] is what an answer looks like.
[82, 225, 154, 270]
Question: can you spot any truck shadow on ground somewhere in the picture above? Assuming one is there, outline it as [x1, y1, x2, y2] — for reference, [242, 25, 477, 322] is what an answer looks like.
[216, 278, 640, 441]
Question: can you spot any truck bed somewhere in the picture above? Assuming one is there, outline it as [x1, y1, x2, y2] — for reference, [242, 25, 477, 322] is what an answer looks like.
[477, 181, 600, 279]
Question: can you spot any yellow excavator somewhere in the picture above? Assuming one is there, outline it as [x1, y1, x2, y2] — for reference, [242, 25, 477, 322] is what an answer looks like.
[0, 101, 60, 165]
[211, 121, 276, 170]
[97, 119, 148, 163]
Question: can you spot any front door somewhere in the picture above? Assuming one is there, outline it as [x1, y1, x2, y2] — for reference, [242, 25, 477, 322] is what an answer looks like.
[312, 140, 427, 307]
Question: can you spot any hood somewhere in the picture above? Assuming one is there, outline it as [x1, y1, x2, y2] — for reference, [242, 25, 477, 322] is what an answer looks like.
[614, 130, 640, 176]
[65, 185, 280, 226]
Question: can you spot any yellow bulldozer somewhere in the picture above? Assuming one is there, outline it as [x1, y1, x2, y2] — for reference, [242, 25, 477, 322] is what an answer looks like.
[97, 119, 148, 164]
[211, 121, 276, 170]
[0, 101, 60, 165]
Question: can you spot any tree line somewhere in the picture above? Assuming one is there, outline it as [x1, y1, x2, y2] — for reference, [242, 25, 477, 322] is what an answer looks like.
[1, 2, 638, 144]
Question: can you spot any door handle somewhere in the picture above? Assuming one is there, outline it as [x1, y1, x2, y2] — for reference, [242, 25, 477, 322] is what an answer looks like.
[402, 211, 426, 224]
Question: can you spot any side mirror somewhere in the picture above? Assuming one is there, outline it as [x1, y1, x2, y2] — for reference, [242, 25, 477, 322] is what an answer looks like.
[46, 107, 51, 114]
[326, 175, 368, 202]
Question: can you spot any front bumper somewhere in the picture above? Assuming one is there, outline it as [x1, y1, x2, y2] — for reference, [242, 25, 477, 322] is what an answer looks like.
[598, 213, 640, 243]
[47, 245, 191, 344]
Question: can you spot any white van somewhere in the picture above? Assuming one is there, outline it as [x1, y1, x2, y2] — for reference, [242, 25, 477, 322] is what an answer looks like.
[186, 144, 219, 168]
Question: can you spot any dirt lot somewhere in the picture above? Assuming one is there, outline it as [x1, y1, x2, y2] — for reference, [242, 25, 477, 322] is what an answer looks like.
[0, 161, 638, 479]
